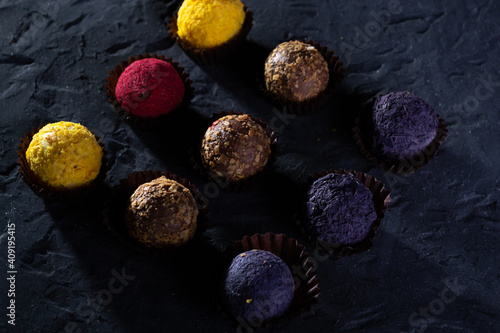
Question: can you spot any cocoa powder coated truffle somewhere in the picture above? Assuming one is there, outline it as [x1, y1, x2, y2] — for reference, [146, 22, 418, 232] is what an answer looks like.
[126, 176, 198, 248]
[264, 41, 329, 103]
[371, 91, 439, 160]
[306, 173, 377, 245]
[201, 114, 271, 182]
[224, 250, 294, 322]
[115, 58, 185, 118]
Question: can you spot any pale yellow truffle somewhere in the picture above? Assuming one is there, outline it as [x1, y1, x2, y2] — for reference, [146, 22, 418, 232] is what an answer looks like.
[26, 121, 103, 189]
[177, 0, 246, 49]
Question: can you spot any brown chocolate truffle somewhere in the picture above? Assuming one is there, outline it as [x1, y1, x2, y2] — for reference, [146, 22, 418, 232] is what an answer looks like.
[126, 176, 198, 248]
[264, 41, 329, 103]
[201, 114, 271, 182]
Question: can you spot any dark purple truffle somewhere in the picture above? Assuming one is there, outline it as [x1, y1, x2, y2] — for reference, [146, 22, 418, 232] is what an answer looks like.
[306, 173, 377, 245]
[371, 91, 439, 160]
[224, 250, 294, 323]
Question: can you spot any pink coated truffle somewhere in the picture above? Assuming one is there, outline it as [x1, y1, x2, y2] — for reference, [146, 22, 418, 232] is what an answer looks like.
[115, 58, 185, 118]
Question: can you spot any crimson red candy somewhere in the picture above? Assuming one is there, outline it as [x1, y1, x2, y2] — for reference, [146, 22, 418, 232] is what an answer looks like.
[115, 58, 185, 118]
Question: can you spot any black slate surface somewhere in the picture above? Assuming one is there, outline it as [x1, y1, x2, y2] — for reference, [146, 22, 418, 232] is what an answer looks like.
[1, 0, 500, 332]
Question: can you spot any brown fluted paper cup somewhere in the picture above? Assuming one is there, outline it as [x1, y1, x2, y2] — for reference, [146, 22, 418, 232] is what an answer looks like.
[105, 53, 194, 130]
[221, 233, 320, 329]
[102, 170, 208, 257]
[192, 110, 278, 192]
[299, 169, 391, 258]
[17, 124, 108, 201]
[352, 98, 448, 175]
[261, 39, 346, 116]
[169, 6, 254, 66]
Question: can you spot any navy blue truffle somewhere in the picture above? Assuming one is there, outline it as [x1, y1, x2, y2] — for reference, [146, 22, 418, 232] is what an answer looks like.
[371, 91, 439, 160]
[224, 250, 294, 323]
[306, 173, 377, 245]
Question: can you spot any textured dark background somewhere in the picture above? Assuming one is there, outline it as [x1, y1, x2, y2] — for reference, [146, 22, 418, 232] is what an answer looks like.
[1, 0, 500, 332]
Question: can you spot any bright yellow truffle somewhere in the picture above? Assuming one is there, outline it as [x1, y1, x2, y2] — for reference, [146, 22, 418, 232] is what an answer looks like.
[26, 121, 103, 189]
[177, 0, 246, 49]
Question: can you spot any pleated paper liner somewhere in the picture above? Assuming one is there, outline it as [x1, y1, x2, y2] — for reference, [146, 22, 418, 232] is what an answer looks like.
[17, 124, 109, 201]
[352, 99, 448, 175]
[168, 6, 253, 66]
[260, 39, 346, 116]
[104, 53, 194, 130]
[221, 233, 320, 330]
[299, 169, 391, 259]
[191, 110, 278, 192]
[102, 170, 208, 257]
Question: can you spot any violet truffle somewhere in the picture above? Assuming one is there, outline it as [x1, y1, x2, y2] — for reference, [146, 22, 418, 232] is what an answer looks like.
[126, 176, 198, 249]
[264, 41, 329, 103]
[371, 91, 439, 160]
[115, 58, 185, 118]
[224, 250, 294, 323]
[200, 114, 271, 182]
[306, 173, 377, 245]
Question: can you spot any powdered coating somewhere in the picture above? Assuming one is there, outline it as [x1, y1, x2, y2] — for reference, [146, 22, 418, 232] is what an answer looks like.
[371, 91, 439, 160]
[306, 173, 377, 245]
[264, 41, 329, 103]
[126, 176, 198, 248]
[224, 250, 294, 322]
[115, 58, 185, 118]
[177, 0, 245, 49]
[201, 114, 271, 182]
[25, 121, 103, 189]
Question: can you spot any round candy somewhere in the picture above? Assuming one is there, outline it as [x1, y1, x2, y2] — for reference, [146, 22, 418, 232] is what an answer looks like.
[306, 173, 377, 245]
[224, 250, 294, 323]
[201, 114, 271, 182]
[265, 41, 329, 103]
[371, 91, 439, 160]
[26, 121, 103, 189]
[177, 0, 245, 49]
[115, 58, 185, 118]
[126, 176, 198, 249]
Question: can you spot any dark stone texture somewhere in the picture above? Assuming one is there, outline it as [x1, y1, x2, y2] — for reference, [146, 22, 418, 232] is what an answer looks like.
[1, 0, 499, 332]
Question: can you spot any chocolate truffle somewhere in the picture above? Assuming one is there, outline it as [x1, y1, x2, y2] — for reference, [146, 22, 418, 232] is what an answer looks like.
[371, 91, 439, 160]
[224, 250, 294, 323]
[306, 173, 377, 245]
[176, 0, 245, 49]
[264, 41, 329, 103]
[126, 176, 198, 249]
[115, 58, 185, 118]
[25, 121, 103, 190]
[200, 114, 271, 182]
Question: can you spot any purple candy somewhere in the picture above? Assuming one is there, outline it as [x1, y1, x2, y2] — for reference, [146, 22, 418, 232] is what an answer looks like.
[371, 91, 439, 160]
[306, 173, 377, 245]
[224, 250, 294, 323]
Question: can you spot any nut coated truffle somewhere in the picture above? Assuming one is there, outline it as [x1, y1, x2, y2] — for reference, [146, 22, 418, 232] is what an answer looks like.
[371, 91, 439, 160]
[201, 114, 271, 182]
[265, 41, 329, 103]
[224, 250, 294, 322]
[126, 176, 198, 249]
[176, 0, 245, 49]
[306, 173, 377, 245]
[115, 58, 185, 118]
[25, 121, 103, 189]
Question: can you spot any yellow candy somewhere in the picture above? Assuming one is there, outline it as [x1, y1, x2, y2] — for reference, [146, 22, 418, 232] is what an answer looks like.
[177, 0, 245, 49]
[26, 121, 103, 189]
